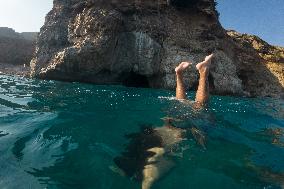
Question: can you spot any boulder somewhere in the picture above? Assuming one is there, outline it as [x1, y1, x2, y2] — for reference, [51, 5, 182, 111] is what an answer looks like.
[30, 0, 284, 98]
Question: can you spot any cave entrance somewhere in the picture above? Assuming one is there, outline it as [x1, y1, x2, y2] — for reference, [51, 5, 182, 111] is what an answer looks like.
[208, 73, 215, 92]
[192, 73, 215, 92]
[122, 71, 150, 88]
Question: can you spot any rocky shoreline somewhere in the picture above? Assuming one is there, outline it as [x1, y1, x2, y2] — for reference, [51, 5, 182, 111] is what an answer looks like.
[0, 27, 36, 77]
[29, 0, 284, 98]
[0, 63, 30, 76]
[0, 1, 283, 98]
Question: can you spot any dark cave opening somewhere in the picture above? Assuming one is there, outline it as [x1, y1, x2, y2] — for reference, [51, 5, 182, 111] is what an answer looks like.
[192, 73, 215, 92]
[122, 72, 150, 88]
[208, 73, 215, 92]
[237, 69, 255, 90]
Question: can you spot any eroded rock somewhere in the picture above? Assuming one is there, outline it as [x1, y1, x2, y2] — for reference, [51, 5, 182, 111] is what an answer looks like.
[30, 0, 284, 98]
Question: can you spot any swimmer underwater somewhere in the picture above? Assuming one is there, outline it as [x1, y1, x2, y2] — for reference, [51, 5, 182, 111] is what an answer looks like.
[113, 54, 214, 189]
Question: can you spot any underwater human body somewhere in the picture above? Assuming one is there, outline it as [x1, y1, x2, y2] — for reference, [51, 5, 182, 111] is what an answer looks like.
[114, 54, 214, 189]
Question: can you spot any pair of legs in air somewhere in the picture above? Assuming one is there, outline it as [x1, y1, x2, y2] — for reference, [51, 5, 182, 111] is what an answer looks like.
[141, 54, 214, 189]
[175, 54, 213, 105]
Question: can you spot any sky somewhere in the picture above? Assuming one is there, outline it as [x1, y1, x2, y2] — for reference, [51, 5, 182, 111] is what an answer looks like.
[0, 0, 53, 32]
[217, 0, 284, 46]
[0, 0, 283, 46]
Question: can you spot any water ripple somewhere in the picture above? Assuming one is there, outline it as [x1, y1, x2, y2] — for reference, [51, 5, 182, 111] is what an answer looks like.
[0, 74, 283, 189]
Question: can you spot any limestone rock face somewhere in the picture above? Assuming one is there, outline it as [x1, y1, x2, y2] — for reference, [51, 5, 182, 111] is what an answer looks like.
[31, 0, 284, 98]
[227, 30, 284, 98]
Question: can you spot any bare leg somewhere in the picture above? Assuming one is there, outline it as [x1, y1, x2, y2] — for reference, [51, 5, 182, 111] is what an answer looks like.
[142, 147, 165, 189]
[195, 54, 213, 105]
[175, 62, 191, 100]
[142, 148, 174, 189]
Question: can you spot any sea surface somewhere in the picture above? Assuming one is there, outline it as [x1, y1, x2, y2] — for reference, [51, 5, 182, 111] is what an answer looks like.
[0, 74, 284, 189]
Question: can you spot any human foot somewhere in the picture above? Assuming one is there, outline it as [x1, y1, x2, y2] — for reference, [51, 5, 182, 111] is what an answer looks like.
[175, 62, 191, 75]
[196, 54, 214, 75]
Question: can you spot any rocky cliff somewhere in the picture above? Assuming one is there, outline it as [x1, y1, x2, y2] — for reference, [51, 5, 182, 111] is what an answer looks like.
[0, 27, 37, 66]
[227, 30, 284, 98]
[30, 0, 284, 98]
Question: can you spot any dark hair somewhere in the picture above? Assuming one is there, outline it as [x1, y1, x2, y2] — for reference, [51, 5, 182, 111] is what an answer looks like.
[113, 125, 163, 180]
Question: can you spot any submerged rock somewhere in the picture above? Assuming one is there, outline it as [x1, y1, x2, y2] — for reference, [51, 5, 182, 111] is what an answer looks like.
[30, 0, 284, 98]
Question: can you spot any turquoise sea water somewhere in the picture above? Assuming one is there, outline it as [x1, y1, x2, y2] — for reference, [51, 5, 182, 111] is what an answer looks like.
[0, 74, 284, 189]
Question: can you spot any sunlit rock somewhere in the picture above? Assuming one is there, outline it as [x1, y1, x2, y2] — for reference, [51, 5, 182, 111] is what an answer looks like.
[30, 0, 284, 97]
